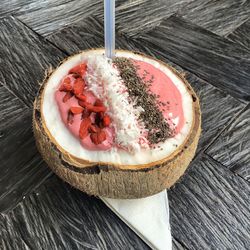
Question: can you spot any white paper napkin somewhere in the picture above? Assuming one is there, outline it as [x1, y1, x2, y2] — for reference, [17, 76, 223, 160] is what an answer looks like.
[100, 190, 172, 250]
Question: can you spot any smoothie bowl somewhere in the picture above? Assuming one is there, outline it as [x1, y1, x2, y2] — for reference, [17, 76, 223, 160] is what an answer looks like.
[33, 49, 201, 198]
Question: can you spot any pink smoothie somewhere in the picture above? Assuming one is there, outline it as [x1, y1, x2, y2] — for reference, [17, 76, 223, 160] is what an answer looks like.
[134, 60, 184, 134]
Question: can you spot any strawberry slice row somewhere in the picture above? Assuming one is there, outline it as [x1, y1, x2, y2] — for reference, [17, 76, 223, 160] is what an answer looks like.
[58, 63, 111, 145]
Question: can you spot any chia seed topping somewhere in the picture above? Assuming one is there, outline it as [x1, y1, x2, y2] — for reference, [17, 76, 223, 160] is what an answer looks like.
[114, 57, 173, 144]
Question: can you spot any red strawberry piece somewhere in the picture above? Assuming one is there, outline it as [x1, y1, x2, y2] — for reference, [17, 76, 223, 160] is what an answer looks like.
[103, 114, 111, 127]
[69, 63, 87, 77]
[73, 78, 85, 96]
[63, 92, 73, 103]
[59, 77, 72, 92]
[76, 94, 86, 101]
[70, 107, 84, 114]
[67, 111, 74, 124]
[79, 117, 91, 139]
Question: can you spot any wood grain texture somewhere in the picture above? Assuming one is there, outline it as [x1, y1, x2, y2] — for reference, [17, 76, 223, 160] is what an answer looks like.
[172, 238, 187, 250]
[115, 0, 193, 37]
[47, 16, 104, 54]
[184, 72, 246, 151]
[0, 84, 27, 129]
[0, 83, 51, 213]
[15, 0, 104, 37]
[47, 16, 143, 54]
[0, 110, 51, 213]
[0, 16, 65, 107]
[227, 18, 250, 51]
[0, 176, 150, 250]
[14, 0, 193, 38]
[0, 0, 33, 18]
[168, 154, 250, 250]
[178, 0, 250, 36]
[136, 15, 250, 101]
[207, 105, 250, 181]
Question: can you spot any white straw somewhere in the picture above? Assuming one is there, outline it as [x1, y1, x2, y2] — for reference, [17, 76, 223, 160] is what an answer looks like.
[104, 0, 115, 58]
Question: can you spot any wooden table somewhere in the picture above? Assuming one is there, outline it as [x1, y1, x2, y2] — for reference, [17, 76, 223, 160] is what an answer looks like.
[0, 1, 250, 249]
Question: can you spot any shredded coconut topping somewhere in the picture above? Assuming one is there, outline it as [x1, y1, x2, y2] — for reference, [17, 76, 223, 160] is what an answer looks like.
[84, 55, 148, 152]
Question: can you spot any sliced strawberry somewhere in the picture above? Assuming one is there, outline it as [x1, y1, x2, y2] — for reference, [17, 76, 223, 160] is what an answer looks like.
[103, 114, 111, 127]
[59, 77, 72, 92]
[69, 63, 87, 77]
[79, 117, 91, 139]
[63, 92, 73, 103]
[70, 106, 84, 114]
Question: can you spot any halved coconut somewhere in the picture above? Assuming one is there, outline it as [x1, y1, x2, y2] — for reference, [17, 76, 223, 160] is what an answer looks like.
[33, 49, 201, 199]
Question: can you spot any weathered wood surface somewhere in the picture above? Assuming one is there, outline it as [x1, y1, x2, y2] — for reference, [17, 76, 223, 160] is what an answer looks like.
[0, 176, 150, 250]
[0, 0, 250, 249]
[177, 0, 250, 36]
[207, 105, 250, 181]
[227, 18, 250, 51]
[168, 154, 250, 250]
[0, 17, 65, 107]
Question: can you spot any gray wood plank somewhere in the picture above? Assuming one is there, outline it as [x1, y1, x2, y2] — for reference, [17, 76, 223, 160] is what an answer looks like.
[0, 108, 51, 213]
[136, 15, 250, 102]
[47, 16, 104, 54]
[0, 0, 33, 18]
[0, 16, 65, 107]
[227, 18, 250, 51]
[115, 0, 193, 37]
[184, 72, 246, 151]
[14, 0, 193, 38]
[206, 105, 250, 181]
[15, 0, 104, 37]
[168, 154, 250, 250]
[172, 238, 187, 250]
[0, 175, 150, 250]
[47, 16, 142, 54]
[178, 0, 250, 36]
[0, 84, 27, 129]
